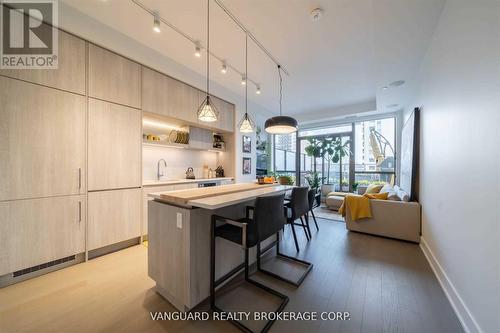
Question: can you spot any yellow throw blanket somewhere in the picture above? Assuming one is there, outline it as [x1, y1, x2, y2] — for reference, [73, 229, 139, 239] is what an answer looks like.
[339, 192, 388, 221]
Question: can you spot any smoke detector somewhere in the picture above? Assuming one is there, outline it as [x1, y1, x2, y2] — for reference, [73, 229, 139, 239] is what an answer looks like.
[310, 8, 323, 21]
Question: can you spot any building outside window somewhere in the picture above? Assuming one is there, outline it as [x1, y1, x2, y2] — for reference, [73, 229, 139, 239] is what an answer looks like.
[271, 116, 396, 191]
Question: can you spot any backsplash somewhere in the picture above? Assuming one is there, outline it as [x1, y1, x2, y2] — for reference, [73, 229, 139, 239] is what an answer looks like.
[143, 145, 219, 182]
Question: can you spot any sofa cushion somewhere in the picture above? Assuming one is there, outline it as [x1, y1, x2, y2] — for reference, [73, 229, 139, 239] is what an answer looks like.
[365, 184, 384, 194]
[326, 191, 349, 198]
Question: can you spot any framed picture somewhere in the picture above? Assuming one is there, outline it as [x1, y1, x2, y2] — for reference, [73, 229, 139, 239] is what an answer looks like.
[242, 135, 251, 153]
[242, 157, 251, 174]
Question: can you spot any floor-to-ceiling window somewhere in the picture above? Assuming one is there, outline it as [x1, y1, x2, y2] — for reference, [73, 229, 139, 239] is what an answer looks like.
[271, 115, 396, 191]
[354, 117, 396, 186]
[273, 133, 297, 178]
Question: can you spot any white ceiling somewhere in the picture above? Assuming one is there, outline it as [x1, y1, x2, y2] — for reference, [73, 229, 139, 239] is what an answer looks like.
[61, 0, 445, 121]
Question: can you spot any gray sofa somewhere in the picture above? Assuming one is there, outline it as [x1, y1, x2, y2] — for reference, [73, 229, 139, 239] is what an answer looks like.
[345, 199, 421, 243]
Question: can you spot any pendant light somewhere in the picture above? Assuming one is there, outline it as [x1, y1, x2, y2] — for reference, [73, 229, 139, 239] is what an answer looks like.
[238, 35, 255, 133]
[197, 0, 219, 122]
[265, 65, 298, 134]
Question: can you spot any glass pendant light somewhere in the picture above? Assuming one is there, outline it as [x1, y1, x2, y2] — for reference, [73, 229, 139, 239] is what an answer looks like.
[265, 65, 298, 134]
[197, 0, 219, 122]
[238, 35, 255, 133]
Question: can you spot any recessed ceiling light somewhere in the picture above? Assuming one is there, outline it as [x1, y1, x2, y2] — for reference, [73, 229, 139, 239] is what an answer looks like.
[389, 80, 405, 87]
[382, 86, 388, 90]
[386, 104, 399, 108]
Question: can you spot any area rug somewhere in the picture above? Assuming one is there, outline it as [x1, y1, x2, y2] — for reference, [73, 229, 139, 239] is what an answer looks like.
[313, 205, 344, 222]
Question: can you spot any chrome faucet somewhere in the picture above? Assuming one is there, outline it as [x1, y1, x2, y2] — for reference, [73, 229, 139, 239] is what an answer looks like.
[157, 159, 167, 180]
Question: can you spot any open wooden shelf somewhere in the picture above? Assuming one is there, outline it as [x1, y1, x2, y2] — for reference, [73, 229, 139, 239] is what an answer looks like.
[142, 139, 225, 152]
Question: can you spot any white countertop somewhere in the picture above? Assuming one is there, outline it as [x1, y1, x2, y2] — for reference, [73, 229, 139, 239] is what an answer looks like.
[143, 177, 234, 187]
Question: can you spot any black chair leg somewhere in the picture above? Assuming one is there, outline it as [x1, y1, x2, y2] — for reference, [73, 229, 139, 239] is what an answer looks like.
[311, 209, 319, 231]
[210, 217, 216, 309]
[256, 232, 313, 287]
[289, 221, 300, 252]
[299, 216, 310, 241]
[212, 235, 288, 333]
[304, 214, 312, 239]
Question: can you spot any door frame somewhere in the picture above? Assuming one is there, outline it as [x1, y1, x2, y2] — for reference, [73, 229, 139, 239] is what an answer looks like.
[296, 128, 355, 191]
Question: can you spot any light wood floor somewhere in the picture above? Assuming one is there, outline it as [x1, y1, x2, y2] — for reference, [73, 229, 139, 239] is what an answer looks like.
[0, 218, 463, 333]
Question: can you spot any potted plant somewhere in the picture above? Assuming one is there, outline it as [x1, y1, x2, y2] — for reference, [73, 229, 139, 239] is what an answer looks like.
[352, 182, 359, 193]
[304, 136, 351, 195]
[305, 171, 323, 191]
[278, 175, 294, 185]
[305, 171, 323, 206]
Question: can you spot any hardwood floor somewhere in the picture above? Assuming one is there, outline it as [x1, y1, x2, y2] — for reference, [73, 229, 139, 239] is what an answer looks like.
[0, 218, 463, 333]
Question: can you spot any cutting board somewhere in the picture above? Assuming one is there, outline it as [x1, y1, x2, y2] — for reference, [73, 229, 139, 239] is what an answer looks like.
[158, 183, 278, 206]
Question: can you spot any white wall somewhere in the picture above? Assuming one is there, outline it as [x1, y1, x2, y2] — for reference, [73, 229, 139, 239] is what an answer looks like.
[407, 1, 500, 332]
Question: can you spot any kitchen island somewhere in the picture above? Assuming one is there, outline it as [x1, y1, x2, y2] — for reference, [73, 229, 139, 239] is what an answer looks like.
[147, 183, 291, 311]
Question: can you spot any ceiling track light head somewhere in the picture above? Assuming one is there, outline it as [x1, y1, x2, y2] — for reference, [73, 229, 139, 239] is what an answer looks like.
[194, 43, 201, 57]
[153, 11, 161, 33]
[256, 85, 261, 95]
[221, 61, 227, 73]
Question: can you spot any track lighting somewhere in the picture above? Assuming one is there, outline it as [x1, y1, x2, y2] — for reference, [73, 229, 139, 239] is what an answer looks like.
[241, 75, 246, 85]
[197, 0, 219, 122]
[238, 35, 255, 133]
[194, 43, 201, 58]
[256, 85, 261, 95]
[221, 62, 227, 74]
[153, 12, 161, 33]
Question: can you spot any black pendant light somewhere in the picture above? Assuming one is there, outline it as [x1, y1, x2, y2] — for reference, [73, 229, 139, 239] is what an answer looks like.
[197, 0, 219, 122]
[238, 35, 255, 133]
[265, 65, 298, 134]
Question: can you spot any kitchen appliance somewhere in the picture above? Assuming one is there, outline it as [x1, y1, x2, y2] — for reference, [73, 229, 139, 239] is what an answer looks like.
[198, 182, 217, 188]
[185, 167, 195, 179]
[215, 165, 224, 177]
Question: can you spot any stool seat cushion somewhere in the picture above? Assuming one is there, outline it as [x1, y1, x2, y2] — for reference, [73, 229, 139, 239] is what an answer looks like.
[215, 219, 258, 247]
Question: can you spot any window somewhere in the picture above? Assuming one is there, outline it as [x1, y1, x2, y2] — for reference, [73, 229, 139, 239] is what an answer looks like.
[354, 117, 396, 186]
[271, 116, 397, 190]
[273, 133, 296, 177]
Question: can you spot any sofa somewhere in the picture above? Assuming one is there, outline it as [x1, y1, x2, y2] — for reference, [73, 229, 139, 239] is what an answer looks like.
[345, 199, 421, 243]
[326, 184, 421, 243]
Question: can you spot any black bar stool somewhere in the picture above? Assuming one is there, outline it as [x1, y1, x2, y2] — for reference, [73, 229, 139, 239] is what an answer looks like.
[308, 188, 320, 232]
[210, 194, 290, 333]
[285, 187, 312, 250]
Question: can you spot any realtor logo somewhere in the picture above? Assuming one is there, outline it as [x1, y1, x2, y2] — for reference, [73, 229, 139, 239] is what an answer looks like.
[1, 0, 58, 69]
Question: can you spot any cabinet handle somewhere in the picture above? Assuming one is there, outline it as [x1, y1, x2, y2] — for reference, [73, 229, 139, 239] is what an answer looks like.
[78, 201, 82, 223]
[78, 168, 81, 189]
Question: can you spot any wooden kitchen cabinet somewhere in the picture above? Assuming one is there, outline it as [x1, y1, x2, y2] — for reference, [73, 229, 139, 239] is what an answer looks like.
[88, 44, 141, 108]
[88, 188, 141, 250]
[0, 195, 86, 276]
[88, 98, 142, 191]
[142, 67, 198, 123]
[0, 77, 86, 201]
[0, 30, 86, 95]
[189, 127, 213, 150]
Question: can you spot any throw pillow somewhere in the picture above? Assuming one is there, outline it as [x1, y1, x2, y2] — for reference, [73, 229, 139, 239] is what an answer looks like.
[365, 184, 384, 194]
[379, 184, 400, 201]
[396, 188, 410, 202]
